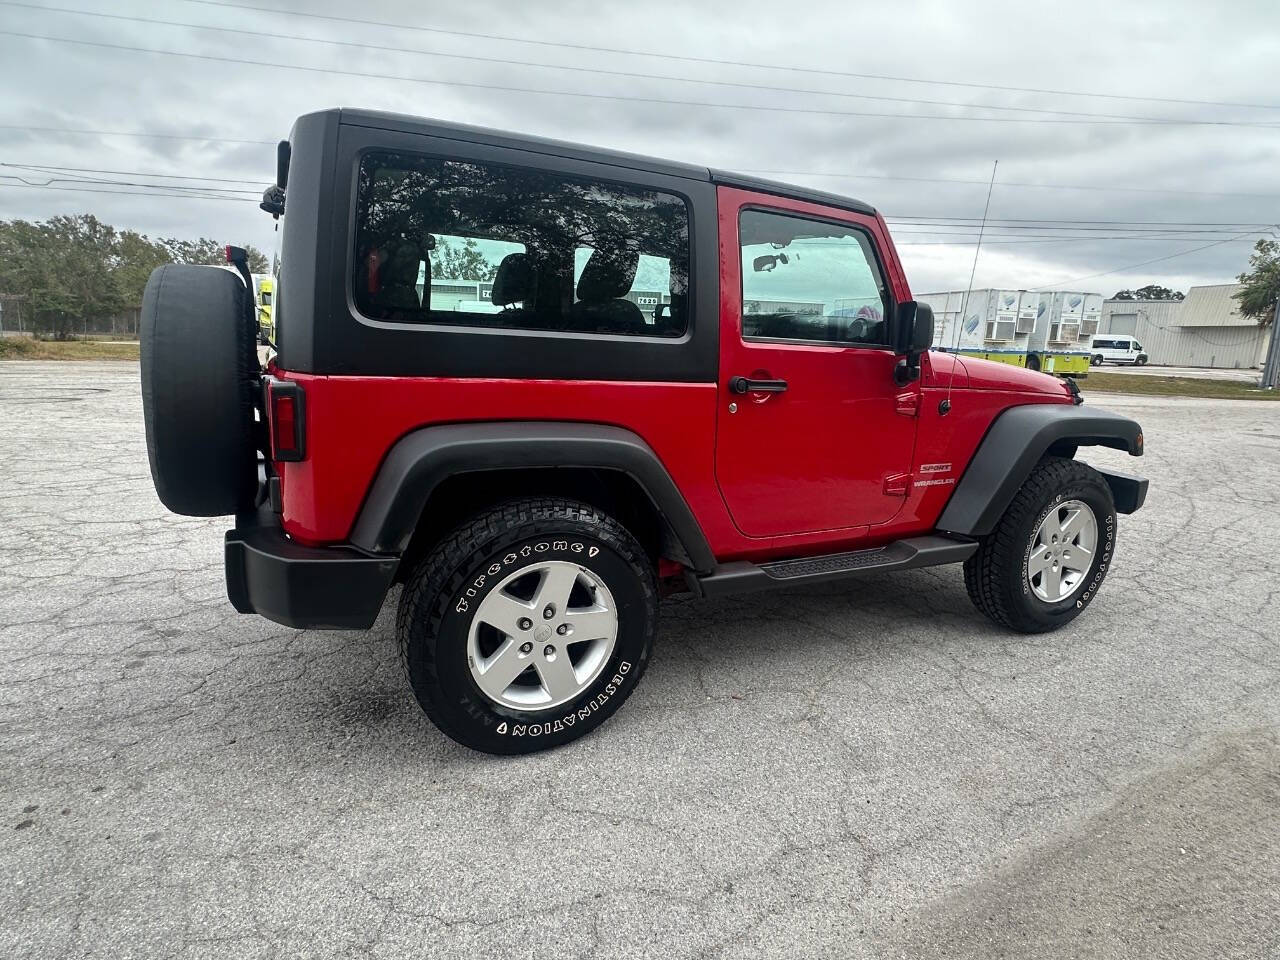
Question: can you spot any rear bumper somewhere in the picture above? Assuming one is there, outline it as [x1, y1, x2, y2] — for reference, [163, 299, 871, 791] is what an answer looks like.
[225, 514, 399, 630]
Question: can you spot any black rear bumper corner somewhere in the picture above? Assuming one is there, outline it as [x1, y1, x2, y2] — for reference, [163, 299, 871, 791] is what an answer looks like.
[225, 514, 399, 630]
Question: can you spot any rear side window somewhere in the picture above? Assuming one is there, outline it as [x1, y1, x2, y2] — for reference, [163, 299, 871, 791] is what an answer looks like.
[352, 151, 690, 337]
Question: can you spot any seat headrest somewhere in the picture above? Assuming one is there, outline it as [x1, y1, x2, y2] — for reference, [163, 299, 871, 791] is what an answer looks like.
[491, 252, 535, 307]
[576, 249, 639, 303]
[365, 239, 425, 310]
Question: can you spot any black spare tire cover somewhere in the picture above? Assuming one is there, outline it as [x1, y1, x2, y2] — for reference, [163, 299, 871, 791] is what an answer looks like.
[140, 264, 259, 516]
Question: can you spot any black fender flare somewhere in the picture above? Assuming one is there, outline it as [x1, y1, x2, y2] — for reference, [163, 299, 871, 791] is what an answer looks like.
[937, 403, 1144, 537]
[348, 422, 716, 572]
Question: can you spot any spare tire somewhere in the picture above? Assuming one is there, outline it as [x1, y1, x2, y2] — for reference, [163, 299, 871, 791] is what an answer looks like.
[140, 264, 259, 516]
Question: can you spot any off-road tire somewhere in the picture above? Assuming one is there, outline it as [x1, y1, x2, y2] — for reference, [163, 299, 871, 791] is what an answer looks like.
[964, 457, 1116, 633]
[397, 497, 657, 754]
[140, 264, 259, 516]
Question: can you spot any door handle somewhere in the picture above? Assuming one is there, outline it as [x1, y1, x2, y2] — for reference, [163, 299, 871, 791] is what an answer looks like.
[729, 376, 788, 394]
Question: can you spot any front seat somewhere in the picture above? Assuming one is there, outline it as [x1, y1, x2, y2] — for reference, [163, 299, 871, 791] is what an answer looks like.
[570, 248, 644, 334]
[363, 239, 425, 317]
[489, 252, 536, 325]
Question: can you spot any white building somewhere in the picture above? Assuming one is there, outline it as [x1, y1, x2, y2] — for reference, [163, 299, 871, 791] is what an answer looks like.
[1100, 283, 1272, 369]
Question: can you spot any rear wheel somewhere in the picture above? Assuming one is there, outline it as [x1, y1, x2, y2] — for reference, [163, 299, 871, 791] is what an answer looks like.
[964, 457, 1116, 633]
[397, 498, 657, 754]
[1091, 354, 1104, 366]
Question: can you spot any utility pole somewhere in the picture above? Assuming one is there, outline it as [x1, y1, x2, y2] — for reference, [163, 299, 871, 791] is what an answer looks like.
[1262, 297, 1280, 390]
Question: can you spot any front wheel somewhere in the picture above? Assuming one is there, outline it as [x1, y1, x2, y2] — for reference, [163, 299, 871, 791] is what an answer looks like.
[397, 498, 657, 754]
[964, 457, 1116, 633]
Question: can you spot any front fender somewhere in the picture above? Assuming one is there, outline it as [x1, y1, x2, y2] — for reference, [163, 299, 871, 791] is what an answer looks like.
[937, 403, 1144, 537]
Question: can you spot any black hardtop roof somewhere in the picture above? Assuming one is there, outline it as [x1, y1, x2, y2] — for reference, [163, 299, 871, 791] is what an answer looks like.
[329, 108, 876, 217]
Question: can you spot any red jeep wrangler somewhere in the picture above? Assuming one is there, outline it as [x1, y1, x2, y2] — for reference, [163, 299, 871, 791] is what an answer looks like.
[140, 109, 1147, 754]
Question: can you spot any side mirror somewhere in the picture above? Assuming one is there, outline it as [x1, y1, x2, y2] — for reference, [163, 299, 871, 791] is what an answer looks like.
[261, 141, 291, 219]
[893, 301, 934, 385]
[275, 140, 291, 190]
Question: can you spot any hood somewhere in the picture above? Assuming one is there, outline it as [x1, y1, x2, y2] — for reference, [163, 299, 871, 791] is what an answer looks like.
[958, 355, 1073, 397]
[922, 351, 968, 389]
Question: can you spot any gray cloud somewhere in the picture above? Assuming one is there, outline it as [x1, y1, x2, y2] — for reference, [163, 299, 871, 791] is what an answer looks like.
[1, 0, 1277, 295]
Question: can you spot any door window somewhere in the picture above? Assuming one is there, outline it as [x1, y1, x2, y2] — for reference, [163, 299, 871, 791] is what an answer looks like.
[739, 209, 890, 346]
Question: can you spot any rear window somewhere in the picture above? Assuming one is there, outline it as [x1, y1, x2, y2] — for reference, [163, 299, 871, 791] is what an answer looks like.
[351, 151, 690, 338]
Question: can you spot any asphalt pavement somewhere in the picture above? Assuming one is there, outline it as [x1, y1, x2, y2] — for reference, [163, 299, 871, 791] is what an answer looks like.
[2, 362, 1277, 959]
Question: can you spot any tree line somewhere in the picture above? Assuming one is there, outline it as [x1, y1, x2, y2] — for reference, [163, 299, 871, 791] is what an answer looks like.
[0, 214, 269, 338]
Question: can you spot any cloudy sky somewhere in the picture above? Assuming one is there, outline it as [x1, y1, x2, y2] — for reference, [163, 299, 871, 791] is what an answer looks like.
[1, 0, 1278, 296]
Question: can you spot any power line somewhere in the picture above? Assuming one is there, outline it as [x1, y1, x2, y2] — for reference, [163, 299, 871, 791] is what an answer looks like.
[2, 125, 1276, 202]
[6, 161, 1274, 234]
[0, 179, 256, 201]
[1027, 234, 1261, 290]
[887, 215, 1277, 226]
[743, 169, 1280, 200]
[4, 29, 1279, 129]
[0, 123, 273, 145]
[0, 170, 259, 196]
[889, 223, 1269, 234]
[1, 161, 265, 186]
[896, 235, 1260, 246]
[895, 230, 1273, 244]
[0, 2, 1264, 127]
[173, 0, 1280, 112]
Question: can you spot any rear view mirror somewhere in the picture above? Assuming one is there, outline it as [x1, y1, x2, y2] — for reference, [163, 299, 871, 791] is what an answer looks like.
[752, 253, 789, 273]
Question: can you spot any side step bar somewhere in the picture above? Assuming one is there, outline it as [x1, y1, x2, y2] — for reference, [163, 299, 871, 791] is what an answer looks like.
[691, 535, 978, 599]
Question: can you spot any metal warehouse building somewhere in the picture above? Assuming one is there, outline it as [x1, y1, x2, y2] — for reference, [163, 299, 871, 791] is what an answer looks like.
[1101, 283, 1272, 369]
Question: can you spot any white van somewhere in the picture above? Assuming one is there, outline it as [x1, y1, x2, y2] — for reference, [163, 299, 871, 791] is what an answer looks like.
[1090, 335, 1148, 366]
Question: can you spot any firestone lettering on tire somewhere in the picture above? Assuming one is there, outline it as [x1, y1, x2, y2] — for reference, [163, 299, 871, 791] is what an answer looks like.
[454, 540, 598, 614]
[506, 662, 633, 736]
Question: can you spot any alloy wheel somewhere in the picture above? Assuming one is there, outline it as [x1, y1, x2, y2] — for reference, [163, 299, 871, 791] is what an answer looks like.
[466, 560, 618, 711]
[1027, 499, 1098, 603]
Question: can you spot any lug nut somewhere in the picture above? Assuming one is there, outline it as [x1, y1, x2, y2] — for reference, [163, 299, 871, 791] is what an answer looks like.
[556, 624, 569, 636]
[519, 641, 533, 654]
[517, 617, 532, 631]
[543, 645, 556, 658]
[543, 605, 556, 619]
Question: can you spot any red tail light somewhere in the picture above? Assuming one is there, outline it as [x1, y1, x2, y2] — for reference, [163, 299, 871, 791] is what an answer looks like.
[267, 379, 306, 461]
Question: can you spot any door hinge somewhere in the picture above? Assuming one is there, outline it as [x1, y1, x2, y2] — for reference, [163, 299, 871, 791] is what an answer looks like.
[895, 391, 921, 417]
[883, 472, 912, 496]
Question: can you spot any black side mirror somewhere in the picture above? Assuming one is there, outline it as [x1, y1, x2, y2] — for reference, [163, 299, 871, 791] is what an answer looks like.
[276, 140, 291, 190]
[261, 141, 291, 219]
[893, 301, 934, 385]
